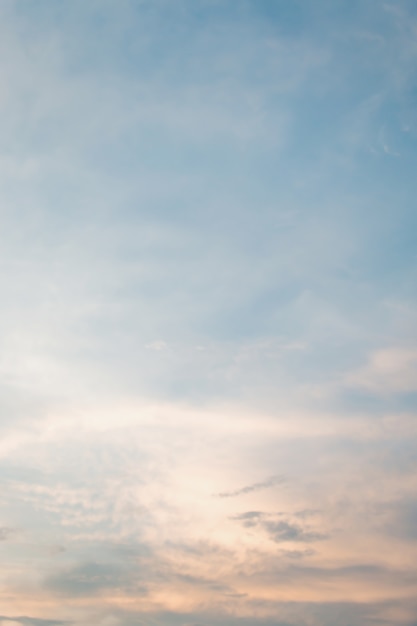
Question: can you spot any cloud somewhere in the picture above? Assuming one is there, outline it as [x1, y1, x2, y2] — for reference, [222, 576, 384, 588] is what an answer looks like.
[0, 527, 16, 541]
[382, 497, 417, 541]
[346, 348, 417, 394]
[262, 520, 327, 543]
[174, 573, 238, 596]
[94, 597, 417, 626]
[279, 549, 316, 559]
[230, 511, 263, 527]
[44, 561, 147, 598]
[231, 512, 327, 543]
[217, 475, 285, 498]
[0, 619, 68, 626]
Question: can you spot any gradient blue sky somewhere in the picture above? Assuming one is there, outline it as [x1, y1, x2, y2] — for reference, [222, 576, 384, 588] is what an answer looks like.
[0, 1, 417, 625]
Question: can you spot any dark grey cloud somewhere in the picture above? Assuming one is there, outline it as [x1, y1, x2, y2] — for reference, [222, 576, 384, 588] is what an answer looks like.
[231, 511, 327, 543]
[263, 520, 327, 543]
[230, 511, 263, 527]
[217, 475, 285, 498]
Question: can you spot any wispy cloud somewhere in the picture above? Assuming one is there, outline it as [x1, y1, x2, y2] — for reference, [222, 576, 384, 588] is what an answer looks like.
[231, 511, 327, 543]
[217, 475, 285, 498]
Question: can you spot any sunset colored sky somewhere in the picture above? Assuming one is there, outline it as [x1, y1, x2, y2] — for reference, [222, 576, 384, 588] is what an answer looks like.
[0, 1, 417, 625]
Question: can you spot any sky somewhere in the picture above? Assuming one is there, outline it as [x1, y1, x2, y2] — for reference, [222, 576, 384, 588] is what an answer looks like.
[0, 1, 417, 625]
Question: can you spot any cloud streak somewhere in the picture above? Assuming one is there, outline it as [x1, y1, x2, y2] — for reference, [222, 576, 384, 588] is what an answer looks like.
[217, 475, 285, 498]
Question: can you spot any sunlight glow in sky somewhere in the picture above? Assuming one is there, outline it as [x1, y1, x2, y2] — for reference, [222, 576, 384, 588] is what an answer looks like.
[0, 1, 417, 625]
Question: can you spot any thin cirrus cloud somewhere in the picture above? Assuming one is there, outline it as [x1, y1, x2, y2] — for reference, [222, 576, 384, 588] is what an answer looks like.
[0, 1, 416, 626]
[216, 475, 285, 498]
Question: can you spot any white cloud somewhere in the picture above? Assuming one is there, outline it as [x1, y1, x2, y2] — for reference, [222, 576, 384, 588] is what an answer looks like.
[347, 347, 417, 393]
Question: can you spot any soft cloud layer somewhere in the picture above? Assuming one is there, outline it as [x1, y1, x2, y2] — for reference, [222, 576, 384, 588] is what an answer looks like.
[0, 1, 416, 625]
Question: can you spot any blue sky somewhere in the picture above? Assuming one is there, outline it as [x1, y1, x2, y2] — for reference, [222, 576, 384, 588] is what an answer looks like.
[0, 1, 416, 625]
